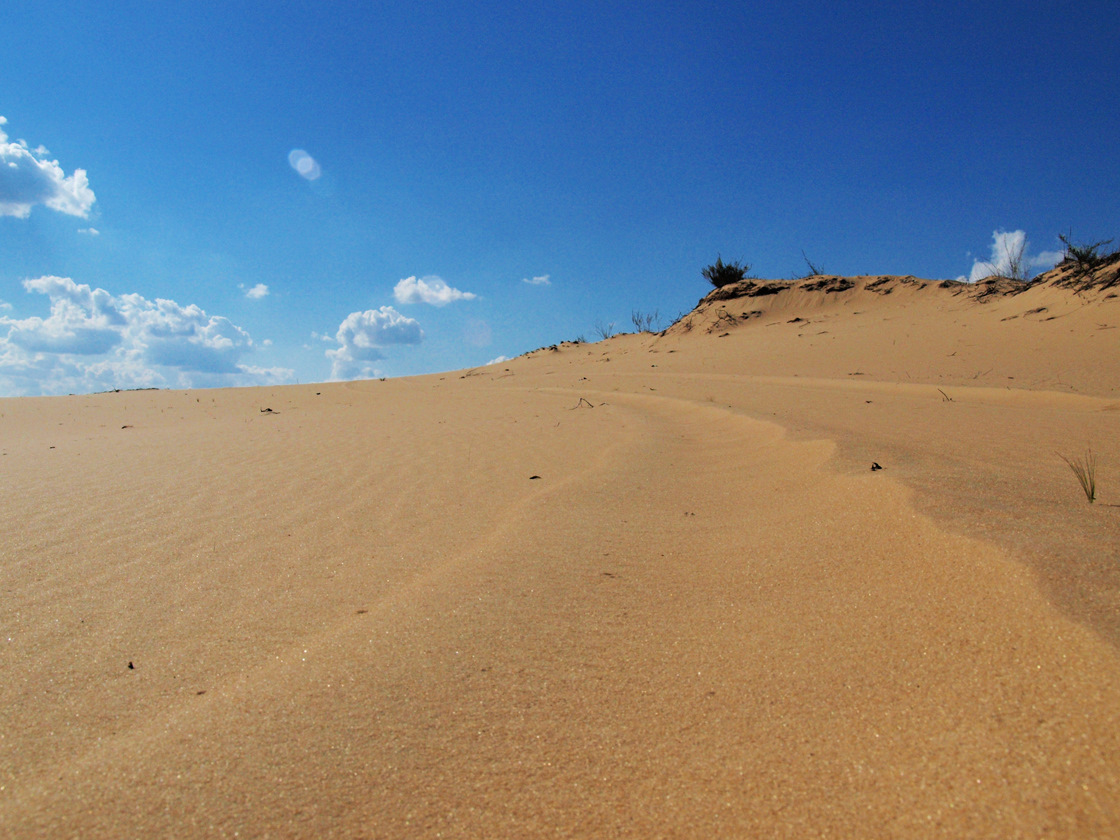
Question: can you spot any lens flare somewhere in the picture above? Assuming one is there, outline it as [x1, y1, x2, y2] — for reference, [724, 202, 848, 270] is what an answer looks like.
[287, 149, 321, 181]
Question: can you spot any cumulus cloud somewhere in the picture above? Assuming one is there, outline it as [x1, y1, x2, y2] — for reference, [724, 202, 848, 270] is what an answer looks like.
[6, 276, 125, 356]
[0, 116, 96, 219]
[393, 275, 477, 306]
[522, 274, 551, 286]
[243, 283, 269, 299]
[127, 299, 252, 374]
[486, 355, 510, 365]
[966, 230, 1063, 282]
[0, 276, 291, 396]
[288, 149, 321, 181]
[326, 306, 422, 381]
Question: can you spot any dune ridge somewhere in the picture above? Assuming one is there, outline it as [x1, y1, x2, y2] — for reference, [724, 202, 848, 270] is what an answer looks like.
[2, 260, 1119, 837]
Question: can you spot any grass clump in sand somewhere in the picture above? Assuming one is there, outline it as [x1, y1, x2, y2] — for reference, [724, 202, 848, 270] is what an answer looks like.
[982, 235, 1034, 282]
[703, 256, 751, 288]
[1059, 233, 1117, 275]
[593, 319, 616, 340]
[631, 310, 661, 332]
[801, 250, 826, 277]
[1060, 448, 1098, 503]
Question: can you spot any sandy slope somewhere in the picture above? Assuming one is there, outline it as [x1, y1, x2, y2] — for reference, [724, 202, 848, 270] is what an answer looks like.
[2, 263, 1119, 837]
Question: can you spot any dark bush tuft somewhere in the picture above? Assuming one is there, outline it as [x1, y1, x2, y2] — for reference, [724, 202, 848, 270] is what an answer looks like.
[702, 256, 750, 289]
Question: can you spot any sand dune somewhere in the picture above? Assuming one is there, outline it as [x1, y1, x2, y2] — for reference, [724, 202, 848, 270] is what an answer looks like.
[2, 260, 1119, 837]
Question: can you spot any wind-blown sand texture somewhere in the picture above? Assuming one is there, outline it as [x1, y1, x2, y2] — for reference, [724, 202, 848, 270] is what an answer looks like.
[3, 260, 1119, 837]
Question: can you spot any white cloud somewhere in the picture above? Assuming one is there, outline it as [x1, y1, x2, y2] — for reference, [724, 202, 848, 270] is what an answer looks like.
[244, 283, 269, 299]
[393, 275, 477, 306]
[325, 306, 422, 381]
[78, 227, 99, 236]
[288, 149, 321, 181]
[967, 230, 1063, 282]
[522, 274, 551, 286]
[124, 298, 252, 374]
[7, 276, 125, 356]
[0, 116, 96, 219]
[0, 276, 292, 396]
[486, 355, 510, 365]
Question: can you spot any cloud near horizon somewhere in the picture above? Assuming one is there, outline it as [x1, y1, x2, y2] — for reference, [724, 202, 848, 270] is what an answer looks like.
[0, 117, 96, 219]
[966, 230, 1063, 282]
[393, 275, 476, 306]
[326, 306, 422, 381]
[0, 276, 291, 395]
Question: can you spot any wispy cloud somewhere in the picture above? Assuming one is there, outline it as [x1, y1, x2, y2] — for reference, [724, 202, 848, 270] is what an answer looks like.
[243, 283, 269, 300]
[522, 274, 551, 286]
[0, 276, 290, 395]
[0, 117, 96, 219]
[462, 318, 492, 348]
[78, 227, 99, 236]
[393, 275, 477, 306]
[325, 306, 422, 381]
[966, 230, 1063, 282]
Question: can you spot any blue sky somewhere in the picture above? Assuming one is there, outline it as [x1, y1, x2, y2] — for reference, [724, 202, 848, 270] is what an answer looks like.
[2, 1, 1117, 396]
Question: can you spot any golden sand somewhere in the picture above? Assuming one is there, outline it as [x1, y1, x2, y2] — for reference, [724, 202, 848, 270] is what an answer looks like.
[2, 263, 1119, 837]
